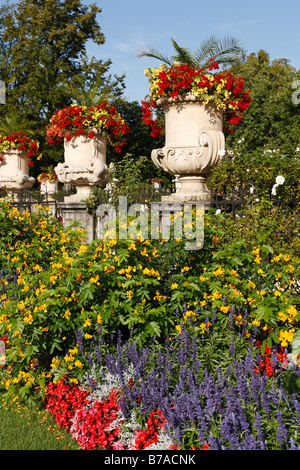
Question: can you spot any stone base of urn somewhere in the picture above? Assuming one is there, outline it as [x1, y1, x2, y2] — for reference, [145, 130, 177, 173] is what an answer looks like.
[160, 175, 212, 205]
[58, 201, 95, 244]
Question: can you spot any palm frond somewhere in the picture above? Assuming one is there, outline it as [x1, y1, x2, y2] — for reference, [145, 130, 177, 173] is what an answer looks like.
[193, 35, 220, 67]
[170, 38, 194, 66]
[207, 37, 244, 67]
[137, 47, 173, 66]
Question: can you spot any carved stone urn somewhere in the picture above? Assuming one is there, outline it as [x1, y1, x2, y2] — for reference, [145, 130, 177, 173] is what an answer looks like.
[151, 93, 225, 203]
[39, 179, 58, 201]
[54, 131, 110, 202]
[0, 150, 35, 194]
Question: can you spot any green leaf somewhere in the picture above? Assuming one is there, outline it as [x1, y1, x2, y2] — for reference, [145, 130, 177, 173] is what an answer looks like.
[255, 306, 274, 322]
[79, 282, 97, 301]
[262, 244, 274, 254]
[145, 321, 161, 337]
[232, 256, 244, 266]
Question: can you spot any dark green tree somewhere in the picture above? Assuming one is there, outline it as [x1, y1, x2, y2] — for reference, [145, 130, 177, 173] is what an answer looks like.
[0, 0, 125, 121]
[0, 0, 125, 175]
[107, 98, 165, 181]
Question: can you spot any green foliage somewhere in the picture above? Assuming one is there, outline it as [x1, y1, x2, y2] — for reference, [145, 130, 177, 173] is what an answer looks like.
[85, 153, 171, 215]
[0, 0, 123, 121]
[0, 196, 299, 401]
[138, 35, 244, 69]
[226, 50, 300, 153]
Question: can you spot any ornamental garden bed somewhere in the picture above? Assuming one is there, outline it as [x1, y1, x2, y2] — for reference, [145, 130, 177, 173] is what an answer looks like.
[0, 194, 300, 450]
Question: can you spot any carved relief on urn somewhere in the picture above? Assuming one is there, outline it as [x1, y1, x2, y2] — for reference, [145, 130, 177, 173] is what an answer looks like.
[151, 94, 225, 203]
[55, 131, 110, 203]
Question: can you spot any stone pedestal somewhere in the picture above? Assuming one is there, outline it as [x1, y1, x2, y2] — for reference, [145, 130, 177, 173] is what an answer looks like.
[58, 201, 95, 244]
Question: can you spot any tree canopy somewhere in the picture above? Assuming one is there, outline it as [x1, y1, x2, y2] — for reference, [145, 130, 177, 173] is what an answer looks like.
[226, 50, 300, 154]
[0, 0, 125, 121]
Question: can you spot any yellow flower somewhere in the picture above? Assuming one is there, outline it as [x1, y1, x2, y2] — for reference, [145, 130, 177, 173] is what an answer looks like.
[220, 305, 231, 313]
[126, 290, 134, 299]
[104, 265, 115, 273]
[83, 318, 92, 328]
[171, 283, 178, 289]
[279, 328, 295, 348]
[213, 267, 225, 277]
[74, 360, 84, 368]
[212, 290, 222, 301]
[63, 309, 71, 320]
[89, 274, 100, 285]
[181, 266, 190, 273]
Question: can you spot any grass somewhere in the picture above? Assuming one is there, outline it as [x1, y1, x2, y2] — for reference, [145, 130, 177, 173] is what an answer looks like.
[0, 390, 80, 450]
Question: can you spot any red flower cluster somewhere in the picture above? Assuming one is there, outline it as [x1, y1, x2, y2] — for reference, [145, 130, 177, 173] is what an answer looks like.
[45, 380, 89, 430]
[0, 133, 41, 165]
[70, 390, 121, 450]
[142, 61, 251, 136]
[255, 341, 288, 377]
[133, 409, 166, 449]
[141, 99, 163, 138]
[47, 103, 130, 153]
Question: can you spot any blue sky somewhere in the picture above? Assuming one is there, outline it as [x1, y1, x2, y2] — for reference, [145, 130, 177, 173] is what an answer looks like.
[83, 0, 300, 103]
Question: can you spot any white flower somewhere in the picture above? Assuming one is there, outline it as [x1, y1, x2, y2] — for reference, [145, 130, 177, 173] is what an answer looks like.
[271, 184, 278, 196]
[215, 209, 221, 215]
[218, 149, 226, 157]
[250, 186, 255, 194]
[275, 175, 285, 185]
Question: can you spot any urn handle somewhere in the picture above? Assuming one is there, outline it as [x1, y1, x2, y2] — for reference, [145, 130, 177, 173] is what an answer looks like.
[199, 130, 225, 170]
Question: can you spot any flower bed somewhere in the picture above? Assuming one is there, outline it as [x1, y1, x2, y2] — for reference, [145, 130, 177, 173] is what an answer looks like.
[0, 192, 300, 450]
[42, 319, 300, 450]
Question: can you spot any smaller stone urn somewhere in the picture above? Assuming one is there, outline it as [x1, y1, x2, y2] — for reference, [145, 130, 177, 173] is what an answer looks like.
[54, 131, 110, 202]
[151, 94, 225, 204]
[39, 178, 58, 201]
[0, 150, 35, 195]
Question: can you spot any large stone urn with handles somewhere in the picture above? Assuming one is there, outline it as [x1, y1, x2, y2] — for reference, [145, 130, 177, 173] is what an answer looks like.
[151, 93, 225, 203]
[0, 150, 35, 193]
[54, 130, 110, 202]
